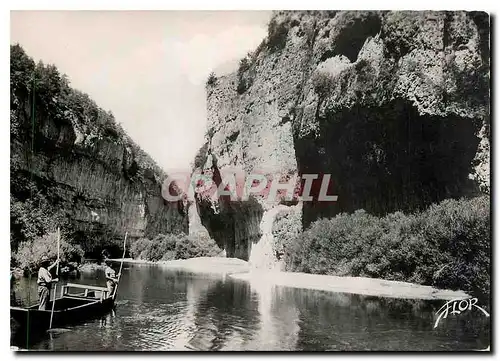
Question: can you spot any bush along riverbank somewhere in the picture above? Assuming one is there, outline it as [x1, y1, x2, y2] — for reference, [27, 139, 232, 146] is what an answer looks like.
[12, 230, 84, 276]
[11, 228, 222, 276]
[284, 196, 490, 303]
[129, 233, 222, 262]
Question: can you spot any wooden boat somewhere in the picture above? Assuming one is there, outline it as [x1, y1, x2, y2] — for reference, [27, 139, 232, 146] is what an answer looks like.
[11, 283, 114, 338]
[12, 235, 127, 349]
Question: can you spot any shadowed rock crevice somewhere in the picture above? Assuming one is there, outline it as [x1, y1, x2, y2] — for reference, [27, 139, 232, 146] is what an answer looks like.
[331, 13, 382, 62]
[468, 11, 490, 66]
[294, 99, 481, 228]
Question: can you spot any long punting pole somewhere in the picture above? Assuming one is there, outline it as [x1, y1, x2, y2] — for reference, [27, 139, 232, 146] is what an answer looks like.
[112, 232, 128, 300]
[49, 227, 61, 329]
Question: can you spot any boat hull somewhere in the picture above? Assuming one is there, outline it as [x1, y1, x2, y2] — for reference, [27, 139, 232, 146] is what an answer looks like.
[11, 295, 114, 345]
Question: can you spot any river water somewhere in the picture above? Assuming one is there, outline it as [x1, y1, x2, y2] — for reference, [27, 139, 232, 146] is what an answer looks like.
[11, 262, 490, 351]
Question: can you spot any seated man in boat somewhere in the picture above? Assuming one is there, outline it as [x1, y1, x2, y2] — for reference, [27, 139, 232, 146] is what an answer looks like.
[104, 259, 119, 297]
[37, 256, 59, 310]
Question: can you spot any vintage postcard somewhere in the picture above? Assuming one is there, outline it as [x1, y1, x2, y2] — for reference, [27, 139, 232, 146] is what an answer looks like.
[9, 9, 490, 351]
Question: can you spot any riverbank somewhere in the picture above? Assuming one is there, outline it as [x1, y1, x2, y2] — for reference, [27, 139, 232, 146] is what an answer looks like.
[110, 257, 468, 301]
[230, 270, 469, 301]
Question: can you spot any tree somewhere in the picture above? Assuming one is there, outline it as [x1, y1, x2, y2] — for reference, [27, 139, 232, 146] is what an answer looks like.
[206, 72, 218, 87]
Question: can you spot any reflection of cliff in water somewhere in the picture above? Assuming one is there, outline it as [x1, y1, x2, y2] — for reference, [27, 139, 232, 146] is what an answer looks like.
[11, 264, 490, 351]
[189, 277, 261, 350]
[276, 288, 490, 351]
[186, 275, 302, 351]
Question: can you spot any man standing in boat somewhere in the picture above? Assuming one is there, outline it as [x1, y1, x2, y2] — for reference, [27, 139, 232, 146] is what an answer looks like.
[37, 256, 59, 310]
[104, 259, 119, 296]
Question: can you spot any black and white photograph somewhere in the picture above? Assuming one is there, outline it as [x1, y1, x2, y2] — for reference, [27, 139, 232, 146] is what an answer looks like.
[8, 7, 491, 352]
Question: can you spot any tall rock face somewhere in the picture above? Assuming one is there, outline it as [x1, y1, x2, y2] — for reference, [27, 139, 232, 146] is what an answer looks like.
[196, 11, 490, 264]
[10, 45, 188, 256]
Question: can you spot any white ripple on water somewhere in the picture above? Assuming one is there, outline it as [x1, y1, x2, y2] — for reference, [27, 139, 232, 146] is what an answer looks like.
[123, 286, 209, 351]
[119, 300, 194, 350]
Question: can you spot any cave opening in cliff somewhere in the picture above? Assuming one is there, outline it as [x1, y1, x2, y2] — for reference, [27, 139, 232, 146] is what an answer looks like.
[294, 99, 482, 229]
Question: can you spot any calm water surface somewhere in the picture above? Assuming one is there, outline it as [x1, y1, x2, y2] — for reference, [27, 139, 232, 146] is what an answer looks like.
[11, 263, 490, 351]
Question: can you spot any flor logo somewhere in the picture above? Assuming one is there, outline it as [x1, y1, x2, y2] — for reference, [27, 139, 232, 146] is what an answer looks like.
[434, 298, 490, 329]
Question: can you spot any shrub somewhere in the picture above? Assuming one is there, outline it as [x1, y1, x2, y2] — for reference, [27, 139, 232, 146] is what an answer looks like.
[128, 233, 222, 262]
[286, 210, 385, 275]
[236, 78, 249, 94]
[267, 18, 289, 53]
[238, 57, 251, 76]
[312, 71, 336, 98]
[285, 196, 490, 301]
[253, 40, 267, 60]
[175, 233, 221, 260]
[10, 195, 52, 250]
[9, 179, 69, 252]
[422, 196, 490, 298]
[193, 142, 209, 170]
[146, 234, 177, 261]
[129, 234, 177, 262]
[236, 55, 253, 94]
[129, 237, 153, 260]
[13, 231, 84, 275]
[206, 72, 217, 88]
[272, 208, 301, 260]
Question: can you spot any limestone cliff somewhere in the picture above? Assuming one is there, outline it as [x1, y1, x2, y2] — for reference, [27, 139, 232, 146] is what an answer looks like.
[10, 45, 188, 256]
[196, 11, 490, 265]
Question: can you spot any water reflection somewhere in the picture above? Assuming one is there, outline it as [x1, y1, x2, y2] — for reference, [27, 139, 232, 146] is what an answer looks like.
[11, 263, 489, 351]
[272, 287, 490, 351]
[189, 277, 260, 350]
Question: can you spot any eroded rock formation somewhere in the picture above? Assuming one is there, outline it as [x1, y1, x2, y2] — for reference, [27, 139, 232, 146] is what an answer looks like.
[195, 11, 490, 265]
[10, 45, 188, 256]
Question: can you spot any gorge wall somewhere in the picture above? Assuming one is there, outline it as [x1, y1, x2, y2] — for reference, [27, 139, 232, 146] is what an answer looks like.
[195, 11, 490, 265]
[10, 45, 188, 257]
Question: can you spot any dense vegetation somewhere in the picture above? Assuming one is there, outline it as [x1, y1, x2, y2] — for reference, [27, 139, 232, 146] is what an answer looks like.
[193, 141, 209, 170]
[267, 18, 289, 53]
[236, 55, 252, 94]
[129, 233, 222, 262]
[13, 231, 84, 275]
[285, 196, 490, 302]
